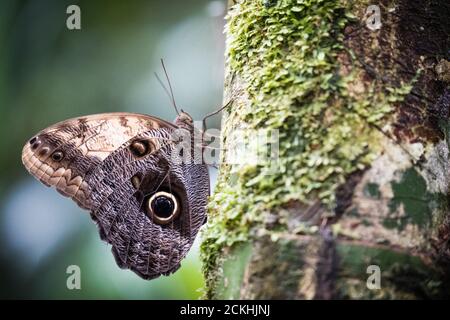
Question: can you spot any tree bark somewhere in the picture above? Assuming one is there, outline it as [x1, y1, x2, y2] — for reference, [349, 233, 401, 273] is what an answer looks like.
[201, 0, 450, 299]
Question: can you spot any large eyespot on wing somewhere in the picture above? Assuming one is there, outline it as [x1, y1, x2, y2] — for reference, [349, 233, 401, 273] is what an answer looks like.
[146, 191, 180, 225]
[87, 130, 209, 280]
[21, 112, 176, 210]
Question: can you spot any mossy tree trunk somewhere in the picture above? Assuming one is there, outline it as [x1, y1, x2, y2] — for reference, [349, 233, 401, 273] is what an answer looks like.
[201, 0, 450, 299]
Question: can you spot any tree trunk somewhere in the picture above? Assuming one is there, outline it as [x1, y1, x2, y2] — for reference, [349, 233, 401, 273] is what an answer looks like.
[201, 0, 450, 299]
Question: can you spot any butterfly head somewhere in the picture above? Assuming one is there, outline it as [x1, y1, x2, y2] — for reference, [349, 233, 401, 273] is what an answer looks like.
[174, 111, 193, 130]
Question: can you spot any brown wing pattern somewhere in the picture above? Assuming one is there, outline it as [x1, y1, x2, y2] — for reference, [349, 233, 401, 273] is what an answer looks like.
[21, 112, 175, 209]
[21, 111, 210, 280]
[85, 129, 209, 279]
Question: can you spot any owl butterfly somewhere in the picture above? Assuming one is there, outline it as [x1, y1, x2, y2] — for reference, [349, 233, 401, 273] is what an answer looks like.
[21, 63, 225, 280]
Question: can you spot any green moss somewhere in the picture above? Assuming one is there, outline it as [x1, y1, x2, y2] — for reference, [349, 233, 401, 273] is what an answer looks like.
[201, 0, 416, 298]
[336, 243, 447, 299]
[361, 218, 372, 227]
[364, 183, 381, 199]
[215, 242, 253, 299]
[348, 208, 359, 217]
[439, 118, 450, 148]
[384, 168, 431, 231]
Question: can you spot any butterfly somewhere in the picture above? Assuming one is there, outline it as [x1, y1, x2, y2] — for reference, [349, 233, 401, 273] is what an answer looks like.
[20, 61, 227, 280]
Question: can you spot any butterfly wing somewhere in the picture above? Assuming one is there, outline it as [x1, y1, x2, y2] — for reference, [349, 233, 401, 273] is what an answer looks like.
[87, 129, 209, 279]
[22, 112, 175, 209]
[22, 112, 209, 279]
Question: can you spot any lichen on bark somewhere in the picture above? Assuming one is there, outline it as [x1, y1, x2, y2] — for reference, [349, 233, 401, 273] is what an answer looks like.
[201, 0, 450, 299]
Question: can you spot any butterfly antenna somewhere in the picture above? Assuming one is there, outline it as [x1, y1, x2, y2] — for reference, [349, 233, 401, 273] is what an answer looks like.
[160, 58, 180, 115]
[154, 71, 174, 104]
[202, 98, 234, 132]
[153, 72, 178, 110]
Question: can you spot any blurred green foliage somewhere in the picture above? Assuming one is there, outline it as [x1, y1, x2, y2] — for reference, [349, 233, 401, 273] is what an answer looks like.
[0, 0, 225, 299]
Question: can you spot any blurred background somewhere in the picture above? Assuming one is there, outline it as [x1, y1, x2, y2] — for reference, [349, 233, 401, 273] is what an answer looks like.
[0, 0, 226, 299]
